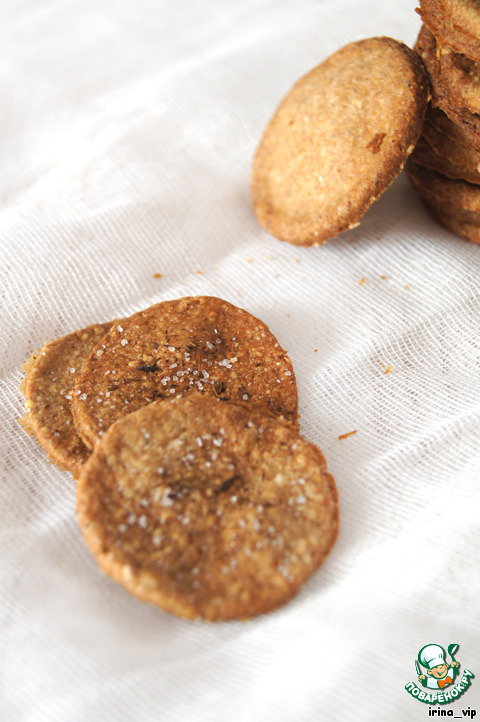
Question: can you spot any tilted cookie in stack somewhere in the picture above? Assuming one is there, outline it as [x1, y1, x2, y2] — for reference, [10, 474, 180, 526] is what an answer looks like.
[407, 1, 480, 244]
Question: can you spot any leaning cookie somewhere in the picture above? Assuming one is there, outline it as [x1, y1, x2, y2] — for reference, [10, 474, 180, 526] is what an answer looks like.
[418, 0, 480, 64]
[76, 395, 339, 621]
[72, 296, 298, 449]
[21, 322, 112, 477]
[251, 37, 429, 246]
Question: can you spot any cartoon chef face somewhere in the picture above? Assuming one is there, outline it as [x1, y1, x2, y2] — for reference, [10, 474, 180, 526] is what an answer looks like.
[428, 662, 449, 679]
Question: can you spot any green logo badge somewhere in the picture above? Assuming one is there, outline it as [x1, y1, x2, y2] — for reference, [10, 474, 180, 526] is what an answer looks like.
[405, 644, 475, 706]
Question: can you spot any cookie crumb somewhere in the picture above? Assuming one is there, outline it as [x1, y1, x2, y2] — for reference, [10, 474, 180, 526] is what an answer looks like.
[338, 430, 357, 441]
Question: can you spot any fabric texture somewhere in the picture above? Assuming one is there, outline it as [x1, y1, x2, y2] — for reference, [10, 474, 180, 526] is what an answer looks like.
[1, 1, 479, 720]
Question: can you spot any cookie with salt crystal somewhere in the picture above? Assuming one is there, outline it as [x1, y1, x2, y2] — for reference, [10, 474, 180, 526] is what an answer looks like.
[418, 0, 480, 64]
[251, 36, 429, 246]
[21, 322, 111, 476]
[72, 296, 298, 449]
[76, 395, 338, 621]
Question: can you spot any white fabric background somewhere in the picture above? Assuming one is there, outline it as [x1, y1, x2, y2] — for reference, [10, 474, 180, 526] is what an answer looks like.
[1, 1, 479, 720]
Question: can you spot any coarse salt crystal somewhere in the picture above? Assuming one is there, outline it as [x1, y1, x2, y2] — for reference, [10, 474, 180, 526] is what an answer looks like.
[160, 488, 174, 507]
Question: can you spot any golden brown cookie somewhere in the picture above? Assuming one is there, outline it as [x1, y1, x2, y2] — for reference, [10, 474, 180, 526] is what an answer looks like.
[427, 104, 480, 151]
[415, 24, 480, 115]
[418, 0, 480, 64]
[410, 135, 480, 184]
[422, 199, 480, 244]
[415, 25, 480, 146]
[72, 296, 298, 449]
[251, 37, 429, 246]
[21, 322, 111, 476]
[76, 395, 339, 621]
[406, 159, 480, 223]
[422, 120, 480, 178]
[406, 160, 480, 224]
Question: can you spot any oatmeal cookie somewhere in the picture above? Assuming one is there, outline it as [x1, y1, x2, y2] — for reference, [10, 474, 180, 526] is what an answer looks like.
[418, 0, 480, 64]
[251, 37, 429, 245]
[422, 199, 480, 244]
[415, 25, 480, 146]
[72, 296, 298, 448]
[21, 322, 111, 476]
[76, 395, 338, 621]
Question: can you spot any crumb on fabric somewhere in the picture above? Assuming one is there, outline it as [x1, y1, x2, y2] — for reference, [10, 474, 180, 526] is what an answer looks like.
[338, 430, 357, 441]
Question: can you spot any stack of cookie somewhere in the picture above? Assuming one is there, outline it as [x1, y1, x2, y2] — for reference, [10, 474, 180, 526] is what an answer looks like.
[407, 2, 480, 244]
[21, 296, 338, 621]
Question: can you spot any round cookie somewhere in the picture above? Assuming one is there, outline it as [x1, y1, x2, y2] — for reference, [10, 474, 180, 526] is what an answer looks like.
[251, 37, 429, 246]
[411, 135, 480, 184]
[422, 200, 480, 244]
[415, 25, 480, 146]
[76, 395, 339, 621]
[72, 296, 298, 449]
[422, 121, 480, 179]
[21, 322, 111, 476]
[418, 0, 480, 64]
[427, 105, 480, 152]
[407, 159, 480, 214]
[406, 161, 480, 224]
[415, 24, 480, 116]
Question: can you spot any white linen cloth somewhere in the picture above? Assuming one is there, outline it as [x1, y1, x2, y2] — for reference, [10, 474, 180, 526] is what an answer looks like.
[1, 1, 479, 720]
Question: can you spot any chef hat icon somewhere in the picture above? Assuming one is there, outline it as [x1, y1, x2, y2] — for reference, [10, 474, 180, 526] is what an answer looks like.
[418, 644, 446, 670]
